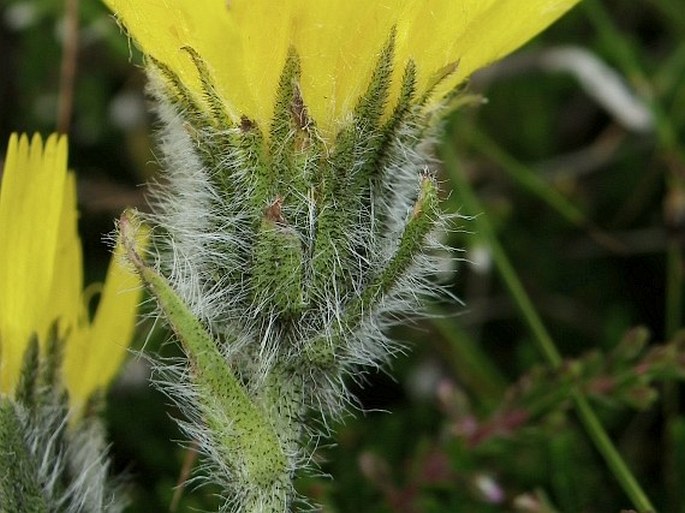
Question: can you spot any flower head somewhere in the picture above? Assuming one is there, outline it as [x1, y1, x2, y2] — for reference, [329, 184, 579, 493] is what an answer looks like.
[104, 0, 582, 392]
[0, 133, 142, 415]
[102, 3, 581, 510]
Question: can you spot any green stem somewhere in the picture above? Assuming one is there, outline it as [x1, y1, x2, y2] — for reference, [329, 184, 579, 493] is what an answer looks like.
[583, 0, 683, 157]
[572, 392, 655, 512]
[120, 212, 291, 513]
[459, 124, 626, 254]
[441, 142, 656, 513]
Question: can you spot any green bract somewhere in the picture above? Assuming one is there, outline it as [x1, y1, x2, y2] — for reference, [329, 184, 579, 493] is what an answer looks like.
[123, 34, 447, 512]
[106, 1, 581, 511]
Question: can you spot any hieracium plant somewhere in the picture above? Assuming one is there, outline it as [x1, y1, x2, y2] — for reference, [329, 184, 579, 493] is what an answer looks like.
[0, 134, 143, 511]
[107, 1, 581, 511]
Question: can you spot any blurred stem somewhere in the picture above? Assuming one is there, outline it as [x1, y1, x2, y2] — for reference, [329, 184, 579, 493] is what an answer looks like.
[57, 0, 79, 135]
[458, 123, 626, 254]
[583, 0, 683, 155]
[583, 7, 685, 488]
[581, 1, 646, 87]
[571, 392, 654, 512]
[584, 1, 684, 473]
[441, 142, 656, 513]
[664, 238, 683, 486]
[441, 142, 561, 368]
[462, 124, 585, 226]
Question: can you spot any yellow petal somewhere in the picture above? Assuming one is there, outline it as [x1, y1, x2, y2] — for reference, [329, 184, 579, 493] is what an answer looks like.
[0, 134, 68, 393]
[105, 0, 579, 138]
[106, 0, 579, 139]
[290, 1, 401, 132]
[392, 1, 582, 102]
[105, 0, 246, 116]
[44, 172, 84, 340]
[63, 234, 145, 413]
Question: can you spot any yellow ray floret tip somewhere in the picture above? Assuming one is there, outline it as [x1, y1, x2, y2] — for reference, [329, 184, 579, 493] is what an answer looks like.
[0, 133, 143, 414]
[105, 0, 580, 138]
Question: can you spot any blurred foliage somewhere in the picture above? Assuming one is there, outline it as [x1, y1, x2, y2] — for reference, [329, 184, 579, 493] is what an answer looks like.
[1, 0, 684, 512]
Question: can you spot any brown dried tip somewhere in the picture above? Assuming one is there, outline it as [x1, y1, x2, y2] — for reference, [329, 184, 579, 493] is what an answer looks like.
[265, 196, 285, 224]
[240, 115, 255, 132]
[118, 210, 145, 271]
[291, 83, 309, 131]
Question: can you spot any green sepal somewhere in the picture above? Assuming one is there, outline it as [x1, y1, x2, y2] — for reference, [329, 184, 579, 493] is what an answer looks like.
[309, 28, 400, 300]
[371, 174, 439, 299]
[330, 26, 397, 188]
[149, 55, 240, 199]
[418, 59, 460, 107]
[354, 26, 396, 125]
[269, 48, 318, 206]
[40, 322, 63, 390]
[366, 60, 419, 230]
[3, 331, 122, 512]
[238, 116, 275, 215]
[308, 193, 351, 301]
[35, 325, 71, 430]
[0, 399, 48, 513]
[15, 336, 40, 409]
[308, 175, 439, 363]
[386, 60, 418, 128]
[374, 59, 418, 172]
[252, 198, 305, 317]
[302, 334, 337, 371]
[16, 324, 67, 412]
[148, 55, 216, 131]
[253, 363, 304, 475]
[181, 46, 232, 128]
[270, 48, 302, 144]
[120, 212, 290, 504]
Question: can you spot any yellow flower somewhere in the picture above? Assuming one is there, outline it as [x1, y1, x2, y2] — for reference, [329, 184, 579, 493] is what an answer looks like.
[105, 0, 580, 139]
[0, 133, 142, 414]
[98, 4, 582, 507]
